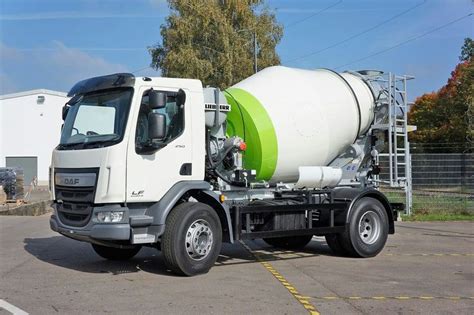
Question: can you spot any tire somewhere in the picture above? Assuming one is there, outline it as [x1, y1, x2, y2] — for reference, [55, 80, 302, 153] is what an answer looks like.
[91, 244, 142, 261]
[338, 197, 389, 258]
[325, 234, 348, 256]
[161, 202, 222, 276]
[263, 235, 313, 250]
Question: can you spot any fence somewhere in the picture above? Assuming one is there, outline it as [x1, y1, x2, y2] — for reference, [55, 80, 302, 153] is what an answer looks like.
[378, 144, 473, 216]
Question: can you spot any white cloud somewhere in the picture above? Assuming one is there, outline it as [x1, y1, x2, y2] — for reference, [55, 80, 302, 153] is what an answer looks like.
[0, 41, 129, 94]
[0, 11, 165, 21]
[0, 72, 17, 94]
[0, 43, 22, 60]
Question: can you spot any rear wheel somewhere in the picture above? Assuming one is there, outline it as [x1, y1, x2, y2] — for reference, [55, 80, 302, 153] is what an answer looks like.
[263, 235, 313, 250]
[325, 234, 347, 256]
[333, 197, 389, 257]
[161, 202, 222, 276]
[91, 244, 142, 261]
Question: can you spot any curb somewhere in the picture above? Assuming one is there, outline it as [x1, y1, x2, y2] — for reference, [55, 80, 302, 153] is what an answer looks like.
[0, 201, 52, 216]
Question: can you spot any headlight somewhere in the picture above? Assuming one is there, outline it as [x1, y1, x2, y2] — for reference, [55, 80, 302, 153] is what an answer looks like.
[97, 211, 124, 223]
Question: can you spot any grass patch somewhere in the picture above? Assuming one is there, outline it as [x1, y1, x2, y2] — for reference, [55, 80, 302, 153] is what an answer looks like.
[383, 190, 473, 221]
[401, 213, 474, 222]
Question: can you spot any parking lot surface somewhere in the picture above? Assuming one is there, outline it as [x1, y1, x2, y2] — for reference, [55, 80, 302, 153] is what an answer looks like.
[1, 215, 473, 314]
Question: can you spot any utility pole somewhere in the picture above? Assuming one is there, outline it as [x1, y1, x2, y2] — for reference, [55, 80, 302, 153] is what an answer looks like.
[253, 32, 258, 73]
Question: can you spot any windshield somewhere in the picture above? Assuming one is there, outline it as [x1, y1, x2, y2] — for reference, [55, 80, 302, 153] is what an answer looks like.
[59, 88, 133, 149]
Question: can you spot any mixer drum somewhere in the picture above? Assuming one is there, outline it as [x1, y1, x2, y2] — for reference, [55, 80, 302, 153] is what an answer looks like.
[224, 66, 375, 182]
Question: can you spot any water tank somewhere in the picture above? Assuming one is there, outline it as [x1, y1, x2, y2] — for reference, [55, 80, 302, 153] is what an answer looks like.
[224, 66, 375, 183]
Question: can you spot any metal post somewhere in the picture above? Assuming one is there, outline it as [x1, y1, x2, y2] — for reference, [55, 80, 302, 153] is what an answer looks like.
[253, 32, 258, 74]
[390, 75, 396, 186]
[403, 76, 412, 216]
[406, 145, 412, 216]
[388, 73, 393, 186]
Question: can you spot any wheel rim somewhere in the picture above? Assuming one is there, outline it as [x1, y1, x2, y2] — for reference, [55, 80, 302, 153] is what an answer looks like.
[185, 219, 213, 261]
[358, 210, 381, 245]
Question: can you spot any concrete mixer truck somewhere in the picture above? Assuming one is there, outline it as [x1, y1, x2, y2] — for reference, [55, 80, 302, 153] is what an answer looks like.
[49, 66, 406, 276]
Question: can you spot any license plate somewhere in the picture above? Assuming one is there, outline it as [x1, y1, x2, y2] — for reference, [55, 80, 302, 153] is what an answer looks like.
[132, 233, 156, 244]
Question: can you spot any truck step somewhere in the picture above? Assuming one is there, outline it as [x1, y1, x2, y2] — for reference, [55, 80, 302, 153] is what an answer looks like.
[130, 215, 154, 227]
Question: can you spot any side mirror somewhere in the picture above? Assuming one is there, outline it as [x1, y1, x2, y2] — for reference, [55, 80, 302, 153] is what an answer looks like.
[177, 89, 186, 106]
[62, 105, 69, 120]
[149, 90, 167, 109]
[148, 113, 166, 141]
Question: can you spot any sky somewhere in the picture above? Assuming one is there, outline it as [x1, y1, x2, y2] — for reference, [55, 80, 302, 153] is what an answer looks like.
[0, 0, 473, 100]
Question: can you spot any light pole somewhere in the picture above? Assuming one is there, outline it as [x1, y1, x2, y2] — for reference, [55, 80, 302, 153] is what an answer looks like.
[253, 32, 258, 74]
[237, 29, 258, 74]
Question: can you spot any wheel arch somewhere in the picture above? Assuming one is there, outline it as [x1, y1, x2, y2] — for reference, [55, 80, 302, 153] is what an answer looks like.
[147, 181, 234, 243]
[334, 188, 395, 234]
[148, 181, 210, 226]
[188, 190, 234, 243]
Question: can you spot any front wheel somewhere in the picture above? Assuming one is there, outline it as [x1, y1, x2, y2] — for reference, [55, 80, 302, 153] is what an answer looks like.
[337, 197, 389, 257]
[161, 202, 222, 276]
[91, 244, 142, 260]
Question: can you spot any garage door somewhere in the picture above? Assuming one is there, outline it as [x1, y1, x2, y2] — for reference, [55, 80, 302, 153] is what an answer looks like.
[5, 156, 38, 185]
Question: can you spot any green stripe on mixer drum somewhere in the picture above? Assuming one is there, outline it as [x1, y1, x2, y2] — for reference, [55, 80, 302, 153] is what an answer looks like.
[224, 88, 278, 181]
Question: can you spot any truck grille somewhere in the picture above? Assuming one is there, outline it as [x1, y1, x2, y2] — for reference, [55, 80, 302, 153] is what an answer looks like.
[56, 186, 95, 227]
[54, 168, 99, 227]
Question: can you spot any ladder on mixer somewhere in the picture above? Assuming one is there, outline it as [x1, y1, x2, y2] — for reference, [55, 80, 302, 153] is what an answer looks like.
[372, 73, 414, 215]
[388, 74, 413, 215]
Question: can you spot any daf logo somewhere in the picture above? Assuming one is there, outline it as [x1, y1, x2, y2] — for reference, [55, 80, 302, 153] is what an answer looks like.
[64, 178, 80, 185]
[56, 173, 96, 187]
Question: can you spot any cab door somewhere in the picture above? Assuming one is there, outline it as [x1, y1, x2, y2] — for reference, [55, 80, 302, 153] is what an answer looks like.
[125, 86, 193, 202]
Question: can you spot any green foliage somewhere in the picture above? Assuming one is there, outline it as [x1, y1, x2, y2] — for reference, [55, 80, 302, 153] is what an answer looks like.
[409, 38, 474, 152]
[149, 0, 283, 89]
[385, 191, 473, 218]
[459, 37, 473, 62]
[401, 213, 474, 221]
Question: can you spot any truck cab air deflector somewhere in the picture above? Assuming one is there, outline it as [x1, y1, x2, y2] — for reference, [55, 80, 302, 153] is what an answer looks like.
[68, 73, 135, 97]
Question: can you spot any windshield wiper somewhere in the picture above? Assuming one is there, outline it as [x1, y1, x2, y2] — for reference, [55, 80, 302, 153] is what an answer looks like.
[57, 135, 120, 150]
[82, 138, 121, 148]
[57, 142, 84, 150]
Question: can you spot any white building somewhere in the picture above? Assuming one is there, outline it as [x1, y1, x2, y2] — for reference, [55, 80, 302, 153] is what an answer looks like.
[0, 89, 68, 185]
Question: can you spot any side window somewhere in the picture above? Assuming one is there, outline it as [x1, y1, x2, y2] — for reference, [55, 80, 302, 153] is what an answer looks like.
[135, 89, 185, 153]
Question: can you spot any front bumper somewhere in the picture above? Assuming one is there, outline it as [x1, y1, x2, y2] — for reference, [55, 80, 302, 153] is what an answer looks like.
[50, 203, 164, 245]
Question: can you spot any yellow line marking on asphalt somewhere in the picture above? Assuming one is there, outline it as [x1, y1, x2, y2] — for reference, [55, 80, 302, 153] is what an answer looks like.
[240, 241, 320, 315]
[373, 297, 386, 300]
[419, 296, 434, 300]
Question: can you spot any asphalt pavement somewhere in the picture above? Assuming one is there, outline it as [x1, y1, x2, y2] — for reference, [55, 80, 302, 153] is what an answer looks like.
[0, 215, 473, 314]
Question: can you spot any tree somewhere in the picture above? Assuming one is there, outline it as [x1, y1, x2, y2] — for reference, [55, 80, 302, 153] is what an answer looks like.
[148, 0, 283, 89]
[459, 37, 473, 62]
[409, 38, 474, 152]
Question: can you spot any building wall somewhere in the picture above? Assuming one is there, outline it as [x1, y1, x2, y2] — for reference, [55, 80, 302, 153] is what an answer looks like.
[0, 91, 68, 184]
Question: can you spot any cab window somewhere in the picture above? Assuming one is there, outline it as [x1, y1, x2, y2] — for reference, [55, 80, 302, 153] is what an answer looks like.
[135, 90, 185, 153]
